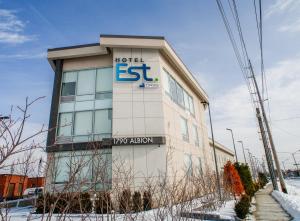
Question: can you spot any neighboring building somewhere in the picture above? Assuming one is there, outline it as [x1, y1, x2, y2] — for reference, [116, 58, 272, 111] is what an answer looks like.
[0, 174, 27, 200]
[27, 177, 45, 188]
[209, 139, 235, 171]
[45, 34, 212, 192]
[0, 174, 45, 200]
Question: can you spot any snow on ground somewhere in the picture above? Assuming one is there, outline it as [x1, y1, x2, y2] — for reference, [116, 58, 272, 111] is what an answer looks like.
[272, 178, 300, 220]
[202, 200, 236, 220]
[3, 197, 236, 221]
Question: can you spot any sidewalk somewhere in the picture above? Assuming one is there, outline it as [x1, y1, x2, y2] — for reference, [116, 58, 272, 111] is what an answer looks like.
[254, 184, 292, 221]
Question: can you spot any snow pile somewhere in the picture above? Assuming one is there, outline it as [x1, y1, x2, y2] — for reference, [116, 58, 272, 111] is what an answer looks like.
[205, 200, 236, 220]
[272, 179, 300, 220]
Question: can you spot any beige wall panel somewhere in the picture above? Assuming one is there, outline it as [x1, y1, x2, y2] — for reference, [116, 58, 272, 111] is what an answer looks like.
[63, 54, 113, 71]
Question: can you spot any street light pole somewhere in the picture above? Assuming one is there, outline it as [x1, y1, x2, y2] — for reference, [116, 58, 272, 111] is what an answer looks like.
[202, 102, 222, 200]
[237, 140, 247, 164]
[226, 128, 238, 162]
[292, 152, 299, 176]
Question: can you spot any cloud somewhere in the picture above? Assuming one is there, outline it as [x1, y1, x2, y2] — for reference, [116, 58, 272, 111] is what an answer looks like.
[278, 18, 300, 33]
[210, 57, 300, 165]
[0, 9, 34, 44]
[265, 0, 300, 18]
[0, 52, 46, 60]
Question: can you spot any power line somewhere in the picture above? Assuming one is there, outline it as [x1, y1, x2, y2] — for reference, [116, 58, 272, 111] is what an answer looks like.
[215, 0, 287, 192]
[253, 0, 273, 124]
[273, 116, 300, 122]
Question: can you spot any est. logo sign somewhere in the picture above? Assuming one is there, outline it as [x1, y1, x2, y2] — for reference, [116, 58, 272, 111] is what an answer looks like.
[115, 57, 159, 88]
[116, 63, 153, 82]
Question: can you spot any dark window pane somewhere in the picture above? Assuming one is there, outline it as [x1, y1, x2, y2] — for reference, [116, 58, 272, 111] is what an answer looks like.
[95, 92, 112, 100]
[61, 82, 76, 96]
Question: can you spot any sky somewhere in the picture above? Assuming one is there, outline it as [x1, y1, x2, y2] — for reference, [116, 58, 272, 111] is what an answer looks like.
[0, 0, 300, 170]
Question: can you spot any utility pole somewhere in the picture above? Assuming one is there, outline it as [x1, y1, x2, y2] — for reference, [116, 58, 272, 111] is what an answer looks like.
[256, 108, 278, 190]
[226, 128, 238, 162]
[249, 60, 287, 193]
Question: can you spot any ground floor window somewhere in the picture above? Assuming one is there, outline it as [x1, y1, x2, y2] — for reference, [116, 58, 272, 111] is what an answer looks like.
[52, 149, 112, 191]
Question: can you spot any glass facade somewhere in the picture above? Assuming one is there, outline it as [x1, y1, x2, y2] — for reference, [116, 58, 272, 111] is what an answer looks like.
[53, 150, 112, 191]
[57, 67, 113, 144]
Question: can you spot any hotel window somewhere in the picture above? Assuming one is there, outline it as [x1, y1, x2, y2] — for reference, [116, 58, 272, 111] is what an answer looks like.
[94, 109, 112, 141]
[61, 72, 76, 98]
[176, 83, 184, 107]
[53, 150, 112, 190]
[188, 95, 195, 115]
[164, 69, 195, 115]
[57, 113, 73, 137]
[183, 90, 190, 110]
[57, 109, 112, 143]
[169, 75, 177, 102]
[194, 157, 203, 176]
[55, 155, 70, 183]
[184, 154, 192, 176]
[198, 157, 203, 175]
[96, 68, 113, 100]
[193, 124, 199, 147]
[73, 111, 93, 142]
[77, 69, 95, 95]
[163, 70, 170, 94]
[72, 154, 93, 185]
[180, 116, 189, 142]
[57, 67, 113, 143]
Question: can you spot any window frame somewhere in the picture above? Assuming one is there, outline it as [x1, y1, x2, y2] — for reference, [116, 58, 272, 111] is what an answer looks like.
[57, 67, 113, 144]
[56, 108, 112, 143]
[60, 67, 113, 102]
[193, 124, 200, 147]
[184, 154, 193, 177]
[53, 150, 112, 190]
[180, 116, 189, 142]
[163, 69, 196, 116]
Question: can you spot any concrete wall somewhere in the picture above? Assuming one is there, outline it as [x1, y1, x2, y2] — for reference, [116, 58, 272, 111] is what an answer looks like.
[159, 53, 211, 177]
[62, 54, 113, 71]
[111, 48, 166, 189]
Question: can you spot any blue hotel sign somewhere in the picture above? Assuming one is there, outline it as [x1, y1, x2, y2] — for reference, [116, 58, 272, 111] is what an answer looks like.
[115, 57, 159, 88]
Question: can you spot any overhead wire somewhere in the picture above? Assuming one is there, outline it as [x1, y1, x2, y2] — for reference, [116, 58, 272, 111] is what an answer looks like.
[215, 0, 255, 103]
[215, 0, 281, 158]
[253, 0, 273, 124]
[216, 1, 286, 152]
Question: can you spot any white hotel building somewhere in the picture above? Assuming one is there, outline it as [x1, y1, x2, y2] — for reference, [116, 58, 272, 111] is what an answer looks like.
[45, 35, 232, 191]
